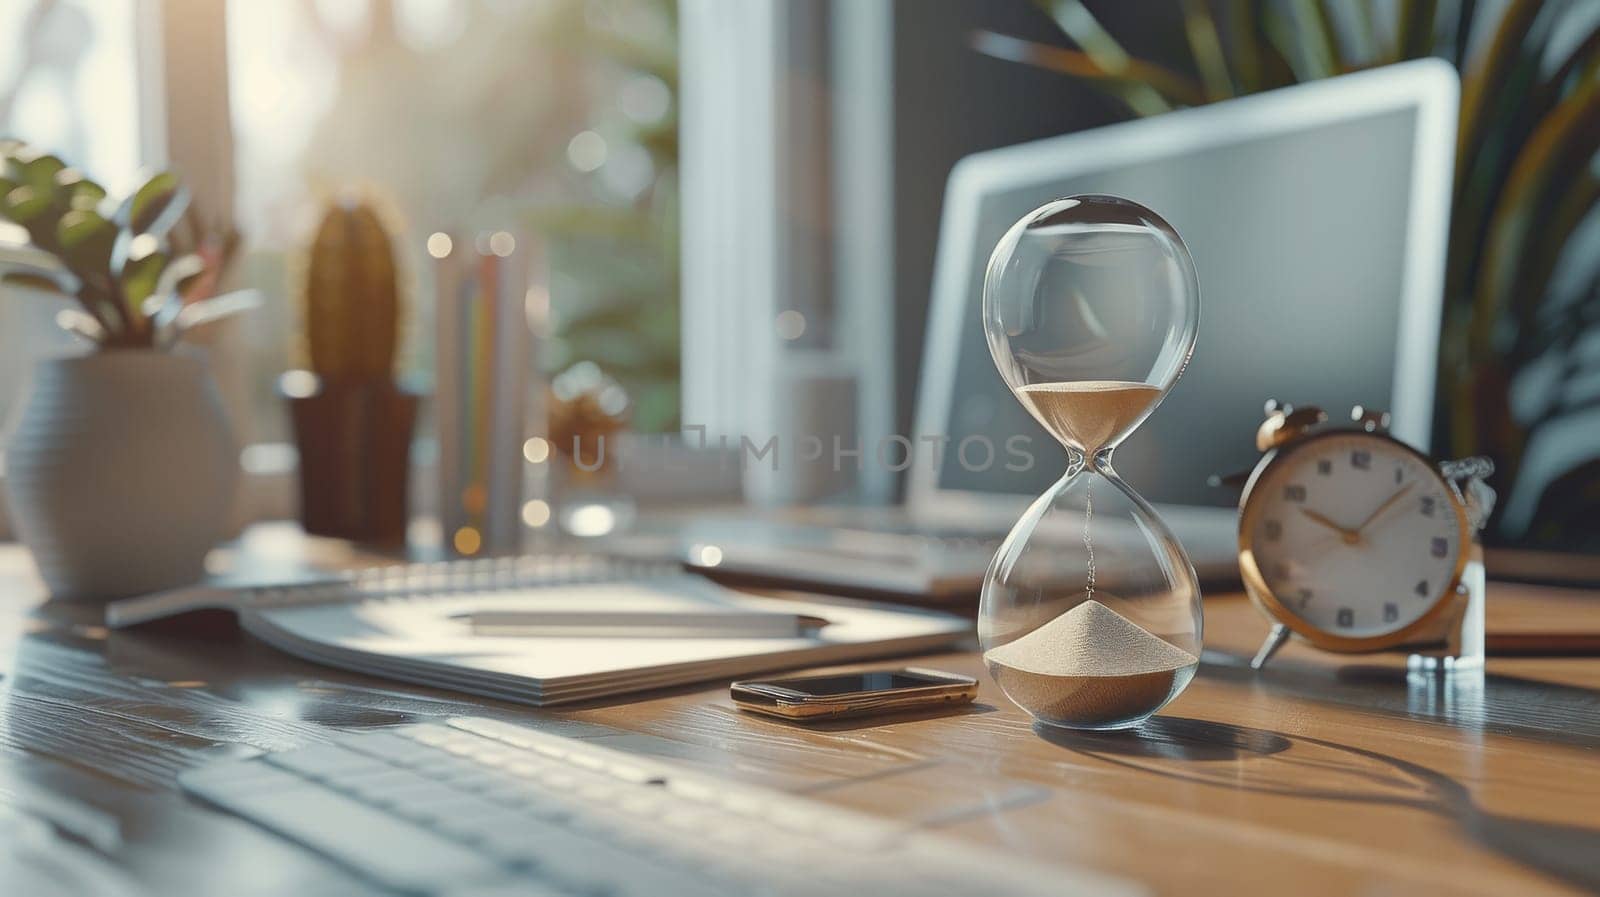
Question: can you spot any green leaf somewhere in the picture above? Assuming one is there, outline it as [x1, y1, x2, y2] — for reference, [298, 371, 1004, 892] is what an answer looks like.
[120, 247, 167, 313]
[174, 289, 260, 333]
[1452, 0, 1479, 65]
[55, 168, 106, 211]
[1030, 0, 1181, 113]
[1468, 77, 1600, 358]
[6, 150, 65, 191]
[969, 32, 1203, 112]
[1225, 0, 1264, 92]
[1527, 21, 1600, 119]
[116, 171, 190, 238]
[153, 253, 206, 301]
[1345, 0, 1383, 65]
[56, 208, 117, 275]
[54, 308, 106, 344]
[109, 228, 165, 278]
[2, 269, 68, 295]
[1179, 0, 1235, 100]
[1294, 0, 1342, 73]
[2, 184, 51, 223]
[1264, 1, 1334, 81]
[1397, 0, 1440, 61]
[1458, 0, 1544, 186]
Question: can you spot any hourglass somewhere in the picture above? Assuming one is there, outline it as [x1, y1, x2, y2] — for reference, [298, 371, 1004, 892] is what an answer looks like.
[979, 195, 1202, 731]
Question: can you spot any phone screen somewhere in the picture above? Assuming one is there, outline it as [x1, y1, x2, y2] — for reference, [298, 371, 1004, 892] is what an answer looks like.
[765, 670, 948, 696]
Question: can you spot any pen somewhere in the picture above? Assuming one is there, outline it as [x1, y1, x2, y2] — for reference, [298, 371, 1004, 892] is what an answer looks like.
[461, 610, 829, 638]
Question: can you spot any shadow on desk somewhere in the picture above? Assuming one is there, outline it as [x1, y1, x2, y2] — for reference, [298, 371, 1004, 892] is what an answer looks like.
[1198, 650, 1600, 749]
[1039, 715, 1600, 894]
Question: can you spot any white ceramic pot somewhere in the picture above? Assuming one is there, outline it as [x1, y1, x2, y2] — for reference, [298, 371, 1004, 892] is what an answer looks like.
[2, 350, 239, 601]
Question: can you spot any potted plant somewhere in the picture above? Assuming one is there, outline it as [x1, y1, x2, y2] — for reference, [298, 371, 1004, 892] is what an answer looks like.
[0, 139, 253, 601]
[283, 196, 418, 545]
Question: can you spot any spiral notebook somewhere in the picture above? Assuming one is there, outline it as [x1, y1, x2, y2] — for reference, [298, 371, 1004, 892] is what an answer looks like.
[105, 556, 972, 706]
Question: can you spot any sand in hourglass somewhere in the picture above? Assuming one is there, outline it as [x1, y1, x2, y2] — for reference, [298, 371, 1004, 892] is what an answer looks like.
[1016, 381, 1162, 452]
[984, 599, 1197, 728]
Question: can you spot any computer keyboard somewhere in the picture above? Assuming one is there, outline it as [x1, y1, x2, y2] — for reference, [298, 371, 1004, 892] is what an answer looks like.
[180, 717, 1137, 897]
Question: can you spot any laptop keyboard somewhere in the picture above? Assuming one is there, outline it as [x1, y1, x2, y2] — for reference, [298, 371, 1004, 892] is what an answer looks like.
[180, 717, 1136, 897]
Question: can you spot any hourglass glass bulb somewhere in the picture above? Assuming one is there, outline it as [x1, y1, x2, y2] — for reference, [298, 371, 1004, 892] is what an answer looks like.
[978, 195, 1203, 732]
[983, 195, 1199, 456]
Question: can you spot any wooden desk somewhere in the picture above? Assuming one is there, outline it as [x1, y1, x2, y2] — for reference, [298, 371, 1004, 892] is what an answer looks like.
[0, 533, 1597, 896]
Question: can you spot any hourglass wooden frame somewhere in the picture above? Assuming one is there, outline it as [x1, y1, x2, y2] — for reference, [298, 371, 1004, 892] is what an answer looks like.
[978, 195, 1203, 731]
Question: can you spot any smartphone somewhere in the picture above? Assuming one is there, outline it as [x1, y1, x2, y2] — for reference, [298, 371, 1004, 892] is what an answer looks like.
[730, 667, 978, 721]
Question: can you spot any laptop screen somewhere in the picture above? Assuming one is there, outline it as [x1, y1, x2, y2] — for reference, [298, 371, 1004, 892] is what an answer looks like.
[933, 106, 1420, 508]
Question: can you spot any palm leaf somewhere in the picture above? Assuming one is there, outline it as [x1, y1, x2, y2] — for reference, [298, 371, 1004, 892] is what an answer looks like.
[1452, 0, 1478, 65]
[1295, 0, 1344, 72]
[1396, 0, 1439, 61]
[1263, 1, 1334, 81]
[970, 31, 1204, 111]
[1457, 0, 1543, 190]
[1345, 0, 1382, 66]
[1509, 180, 1600, 368]
[1224, 0, 1264, 91]
[1030, 0, 1183, 113]
[1527, 22, 1600, 121]
[1444, 3, 1565, 327]
[1180, 0, 1235, 100]
[1468, 77, 1600, 362]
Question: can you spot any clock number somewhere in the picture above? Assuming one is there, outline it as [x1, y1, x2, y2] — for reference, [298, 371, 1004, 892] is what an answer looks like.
[1414, 579, 1429, 597]
[1383, 603, 1399, 623]
[1283, 484, 1307, 503]
[1296, 588, 1313, 609]
[1430, 537, 1448, 558]
[1263, 520, 1282, 541]
[1351, 450, 1371, 470]
[1420, 496, 1436, 517]
[1394, 466, 1404, 484]
[1336, 608, 1354, 628]
[1316, 459, 1332, 475]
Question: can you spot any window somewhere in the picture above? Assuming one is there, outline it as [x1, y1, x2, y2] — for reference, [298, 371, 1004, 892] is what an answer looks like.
[225, 0, 682, 441]
[1, 0, 680, 532]
[0, 0, 143, 429]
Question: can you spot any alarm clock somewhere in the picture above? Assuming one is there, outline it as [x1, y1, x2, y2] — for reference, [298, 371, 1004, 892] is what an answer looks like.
[1234, 401, 1495, 671]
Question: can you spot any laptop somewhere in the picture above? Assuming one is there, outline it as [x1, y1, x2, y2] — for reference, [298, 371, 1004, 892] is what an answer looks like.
[689, 59, 1459, 602]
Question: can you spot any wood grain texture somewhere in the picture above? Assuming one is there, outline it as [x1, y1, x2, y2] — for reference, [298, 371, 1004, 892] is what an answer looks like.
[0, 531, 1596, 896]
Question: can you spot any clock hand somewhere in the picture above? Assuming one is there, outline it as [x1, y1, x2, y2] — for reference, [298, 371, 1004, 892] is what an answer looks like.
[1354, 482, 1415, 535]
[1298, 507, 1359, 544]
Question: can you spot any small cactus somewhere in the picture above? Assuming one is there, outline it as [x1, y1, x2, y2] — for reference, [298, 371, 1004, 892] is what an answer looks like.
[302, 197, 401, 383]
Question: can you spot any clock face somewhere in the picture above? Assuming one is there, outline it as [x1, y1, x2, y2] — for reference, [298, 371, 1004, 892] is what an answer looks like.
[1243, 432, 1464, 640]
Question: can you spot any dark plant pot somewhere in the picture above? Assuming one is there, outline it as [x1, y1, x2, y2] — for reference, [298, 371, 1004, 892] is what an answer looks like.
[286, 377, 418, 544]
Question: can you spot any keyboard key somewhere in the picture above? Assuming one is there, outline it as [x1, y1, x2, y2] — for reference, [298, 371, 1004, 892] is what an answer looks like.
[181, 770, 505, 893]
[179, 760, 302, 795]
[443, 882, 572, 897]
[182, 720, 1142, 897]
[335, 768, 429, 800]
[334, 730, 444, 765]
[264, 744, 385, 780]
